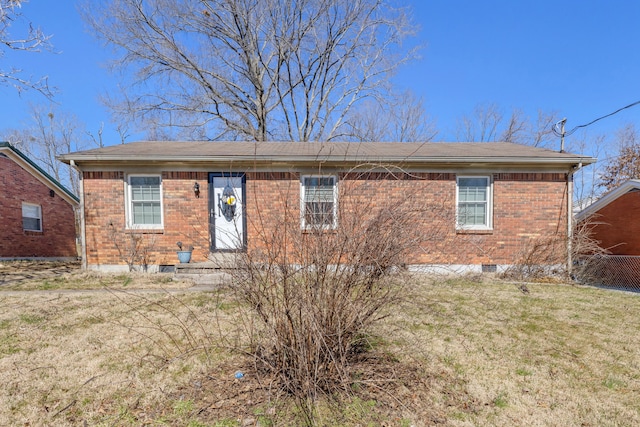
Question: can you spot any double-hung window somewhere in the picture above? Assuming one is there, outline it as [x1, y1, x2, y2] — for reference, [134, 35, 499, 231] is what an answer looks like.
[301, 175, 337, 230]
[22, 203, 42, 232]
[457, 176, 492, 230]
[127, 175, 163, 229]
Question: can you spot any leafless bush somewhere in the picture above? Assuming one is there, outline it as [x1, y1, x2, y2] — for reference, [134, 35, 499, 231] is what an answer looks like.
[502, 233, 567, 280]
[502, 216, 608, 281]
[108, 289, 216, 368]
[569, 216, 612, 284]
[230, 170, 452, 420]
[106, 222, 157, 271]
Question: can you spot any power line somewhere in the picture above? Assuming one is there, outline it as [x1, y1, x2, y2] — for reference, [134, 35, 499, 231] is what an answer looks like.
[552, 100, 640, 138]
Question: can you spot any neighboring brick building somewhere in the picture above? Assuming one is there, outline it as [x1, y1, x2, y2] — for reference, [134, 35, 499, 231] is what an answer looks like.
[0, 142, 79, 259]
[575, 180, 640, 255]
[60, 141, 595, 272]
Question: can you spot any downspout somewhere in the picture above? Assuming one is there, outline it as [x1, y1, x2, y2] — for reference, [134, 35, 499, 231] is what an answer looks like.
[70, 160, 87, 270]
[567, 170, 573, 276]
[567, 162, 583, 277]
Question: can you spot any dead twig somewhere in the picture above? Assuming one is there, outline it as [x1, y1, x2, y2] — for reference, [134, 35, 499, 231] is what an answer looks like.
[52, 399, 76, 419]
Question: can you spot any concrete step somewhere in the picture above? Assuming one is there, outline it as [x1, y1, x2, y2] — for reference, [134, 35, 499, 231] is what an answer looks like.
[173, 265, 233, 286]
[175, 262, 223, 274]
[174, 253, 243, 286]
[207, 252, 243, 269]
[177, 271, 233, 287]
[174, 253, 242, 273]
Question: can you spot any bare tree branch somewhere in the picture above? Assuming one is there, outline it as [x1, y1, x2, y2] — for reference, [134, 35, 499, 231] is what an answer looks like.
[341, 91, 438, 142]
[1, 105, 95, 194]
[83, 0, 417, 141]
[455, 103, 502, 142]
[569, 132, 606, 208]
[600, 123, 640, 191]
[455, 103, 560, 146]
[0, 0, 54, 97]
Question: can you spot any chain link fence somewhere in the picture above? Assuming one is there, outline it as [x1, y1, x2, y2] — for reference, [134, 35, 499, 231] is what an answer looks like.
[574, 255, 640, 292]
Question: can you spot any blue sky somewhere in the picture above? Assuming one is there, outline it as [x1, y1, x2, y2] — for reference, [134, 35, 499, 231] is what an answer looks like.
[399, 1, 640, 145]
[1, 0, 640, 154]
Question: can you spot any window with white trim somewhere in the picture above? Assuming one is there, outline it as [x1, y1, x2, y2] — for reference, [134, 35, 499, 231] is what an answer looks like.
[126, 175, 163, 228]
[301, 175, 337, 229]
[456, 176, 492, 230]
[22, 203, 42, 231]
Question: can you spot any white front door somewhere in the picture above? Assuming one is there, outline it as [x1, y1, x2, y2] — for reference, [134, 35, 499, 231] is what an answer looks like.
[210, 174, 245, 250]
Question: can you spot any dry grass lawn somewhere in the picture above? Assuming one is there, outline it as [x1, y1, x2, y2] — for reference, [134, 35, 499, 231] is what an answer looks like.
[1, 261, 639, 426]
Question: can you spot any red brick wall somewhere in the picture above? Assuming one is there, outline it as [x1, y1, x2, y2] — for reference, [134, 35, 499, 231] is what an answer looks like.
[0, 156, 77, 258]
[244, 172, 300, 259]
[471, 173, 568, 265]
[336, 172, 568, 265]
[83, 171, 211, 267]
[587, 190, 640, 255]
[336, 172, 456, 265]
[81, 170, 569, 267]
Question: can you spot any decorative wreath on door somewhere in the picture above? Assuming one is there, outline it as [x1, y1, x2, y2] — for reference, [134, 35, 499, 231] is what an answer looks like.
[218, 184, 237, 222]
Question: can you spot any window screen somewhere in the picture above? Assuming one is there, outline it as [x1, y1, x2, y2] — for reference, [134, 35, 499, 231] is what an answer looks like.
[22, 203, 42, 231]
[302, 176, 336, 229]
[129, 176, 162, 226]
[458, 177, 490, 228]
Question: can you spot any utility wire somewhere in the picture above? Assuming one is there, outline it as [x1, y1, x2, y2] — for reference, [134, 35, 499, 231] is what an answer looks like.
[552, 100, 640, 137]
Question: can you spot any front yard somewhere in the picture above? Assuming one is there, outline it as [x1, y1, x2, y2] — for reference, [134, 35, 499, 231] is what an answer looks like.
[0, 262, 638, 426]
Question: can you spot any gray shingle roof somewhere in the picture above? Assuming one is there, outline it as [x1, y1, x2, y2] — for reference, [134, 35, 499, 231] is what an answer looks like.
[60, 141, 595, 167]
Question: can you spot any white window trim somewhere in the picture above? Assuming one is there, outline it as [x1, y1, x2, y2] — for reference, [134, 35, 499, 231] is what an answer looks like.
[300, 175, 338, 230]
[456, 175, 493, 231]
[125, 174, 164, 230]
[22, 202, 42, 232]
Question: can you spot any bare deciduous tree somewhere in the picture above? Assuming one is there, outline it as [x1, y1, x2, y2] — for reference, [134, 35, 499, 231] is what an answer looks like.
[83, 0, 417, 142]
[341, 91, 438, 142]
[454, 103, 560, 147]
[529, 110, 560, 148]
[569, 132, 607, 209]
[455, 103, 503, 142]
[0, 0, 53, 97]
[600, 123, 640, 191]
[499, 108, 527, 143]
[3, 105, 85, 194]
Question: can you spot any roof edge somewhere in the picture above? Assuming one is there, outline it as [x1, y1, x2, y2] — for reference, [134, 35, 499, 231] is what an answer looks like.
[0, 142, 79, 204]
[576, 179, 640, 221]
[60, 154, 597, 166]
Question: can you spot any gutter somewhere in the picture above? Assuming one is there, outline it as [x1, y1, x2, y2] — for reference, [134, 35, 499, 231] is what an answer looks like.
[61, 154, 598, 167]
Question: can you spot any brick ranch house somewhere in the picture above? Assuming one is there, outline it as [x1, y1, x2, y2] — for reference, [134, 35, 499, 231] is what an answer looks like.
[60, 141, 595, 273]
[1, 142, 79, 260]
